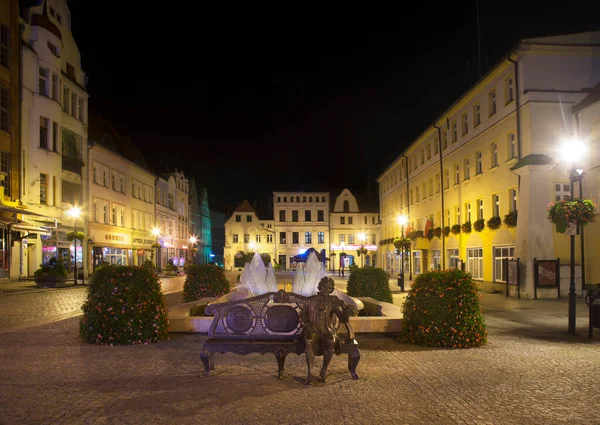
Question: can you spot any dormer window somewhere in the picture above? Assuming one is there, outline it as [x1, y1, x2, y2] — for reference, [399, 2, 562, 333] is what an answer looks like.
[66, 63, 75, 77]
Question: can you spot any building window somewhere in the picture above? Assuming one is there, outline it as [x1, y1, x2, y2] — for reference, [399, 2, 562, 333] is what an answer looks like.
[509, 188, 518, 211]
[309, 196, 313, 202]
[292, 210, 298, 222]
[279, 232, 286, 244]
[426, 145, 431, 159]
[267, 234, 273, 243]
[489, 89, 497, 115]
[506, 76, 514, 104]
[244, 234, 249, 243]
[442, 130, 448, 149]
[421, 149, 425, 164]
[339, 234, 345, 244]
[111, 173, 116, 190]
[473, 103, 481, 127]
[63, 87, 69, 112]
[0, 25, 8, 68]
[340, 216, 345, 225]
[508, 133, 517, 159]
[433, 139, 439, 155]
[494, 246, 515, 282]
[235, 214, 241, 222]
[256, 234, 261, 243]
[446, 209, 451, 227]
[491, 142, 498, 167]
[432, 250, 441, 270]
[318, 231, 325, 244]
[292, 232, 299, 244]
[461, 113, 468, 135]
[233, 234, 238, 243]
[317, 210, 324, 221]
[120, 209, 125, 227]
[455, 206, 461, 225]
[493, 194, 500, 217]
[466, 203, 472, 222]
[467, 248, 483, 279]
[413, 251, 421, 275]
[452, 121, 457, 142]
[476, 151, 483, 175]
[305, 232, 312, 244]
[112, 205, 117, 225]
[66, 62, 74, 77]
[371, 233, 376, 245]
[279, 210, 285, 222]
[454, 165, 460, 184]
[364, 216, 367, 225]
[444, 169, 449, 189]
[39, 173, 48, 204]
[52, 122, 59, 152]
[71, 92, 76, 116]
[555, 183, 571, 201]
[464, 158, 470, 180]
[51, 74, 59, 100]
[477, 199, 484, 220]
[39, 117, 49, 149]
[92, 200, 97, 221]
[447, 249, 460, 269]
[348, 216, 353, 225]
[348, 234, 354, 244]
[246, 214, 252, 222]
[429, 179, 433, 197]
[47, 41, 59, 57]
[0, 86, 8, 132]
[415, 187, 420, 203]
[78, 98, 84, 120]
[39, 67, 49, 96]
[435, 174, 440, 193]
[305, 210, 311, 221]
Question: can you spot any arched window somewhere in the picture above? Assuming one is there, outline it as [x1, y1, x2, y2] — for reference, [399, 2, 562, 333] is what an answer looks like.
[343, 200, 349, 212]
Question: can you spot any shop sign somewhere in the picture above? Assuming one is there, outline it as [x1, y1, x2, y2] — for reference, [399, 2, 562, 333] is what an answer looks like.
[105, 234, 125, 242]
[133, 238, 155, 245]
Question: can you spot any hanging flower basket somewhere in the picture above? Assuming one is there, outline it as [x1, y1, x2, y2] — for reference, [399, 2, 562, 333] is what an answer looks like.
[504, 210, 518, 228]
[443, 226, 451, 237]
[547, 199, 597, 234]
[451, 224, 461, 235]
[473, 219, 485, 232]
[393, 237, 411, 252]
[461, 222, 472, 234]
[433, 227, 442, 238]
[486, 216, 502, 231]
[66, 231, 85, 242]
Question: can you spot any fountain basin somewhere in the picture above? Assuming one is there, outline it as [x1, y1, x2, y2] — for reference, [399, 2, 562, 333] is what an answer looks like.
[167, 295, 402, 334]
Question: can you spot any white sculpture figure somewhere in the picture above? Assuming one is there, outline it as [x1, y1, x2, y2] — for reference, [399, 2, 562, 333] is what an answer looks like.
[212, 253, 277, 303]
[292, 252, 362, 311]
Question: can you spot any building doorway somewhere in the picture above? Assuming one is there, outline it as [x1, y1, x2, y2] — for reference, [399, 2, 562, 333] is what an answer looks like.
[278, 254, 287, 270]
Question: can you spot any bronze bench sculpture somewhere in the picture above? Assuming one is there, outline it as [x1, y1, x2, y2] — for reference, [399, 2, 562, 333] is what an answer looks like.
[200, 277, 360, 383]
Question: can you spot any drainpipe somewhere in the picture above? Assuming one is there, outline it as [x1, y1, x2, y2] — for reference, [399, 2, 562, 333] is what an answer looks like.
[18, 12, 23, 205]
[433, 123, 446, 269]
[400, 154, 411, 280]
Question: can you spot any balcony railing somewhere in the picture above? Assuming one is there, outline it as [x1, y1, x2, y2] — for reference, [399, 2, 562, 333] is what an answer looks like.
[62, 155, 84, 175]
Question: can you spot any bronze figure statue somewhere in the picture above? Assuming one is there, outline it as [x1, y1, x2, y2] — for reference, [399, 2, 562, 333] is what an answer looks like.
[300, 276, 354, 383]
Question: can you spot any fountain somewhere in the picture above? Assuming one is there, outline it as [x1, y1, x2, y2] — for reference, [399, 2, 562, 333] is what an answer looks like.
[168, 252, 402, 333]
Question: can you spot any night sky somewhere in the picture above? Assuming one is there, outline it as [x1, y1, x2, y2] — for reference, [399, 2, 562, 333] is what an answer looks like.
[66, 1, 599, 214]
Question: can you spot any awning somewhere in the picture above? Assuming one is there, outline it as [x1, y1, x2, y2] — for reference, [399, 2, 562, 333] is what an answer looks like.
[10, 223, 52, 235]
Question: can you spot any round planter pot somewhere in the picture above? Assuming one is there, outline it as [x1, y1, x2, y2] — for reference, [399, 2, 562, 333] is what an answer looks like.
[163, 270, 177, 276]
[34, 275, 68, 288]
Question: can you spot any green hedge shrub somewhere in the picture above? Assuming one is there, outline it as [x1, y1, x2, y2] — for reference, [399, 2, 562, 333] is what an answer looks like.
[79, 266, 169, 345]
[400, 269, 487, 349]
[347, 267, 393, 303]
[182, 264, 230, 302]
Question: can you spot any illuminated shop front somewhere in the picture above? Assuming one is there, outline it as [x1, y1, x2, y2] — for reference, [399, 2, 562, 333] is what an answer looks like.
[158, 237, 188, 268]
[41, 228, 82, 272]
[89, 228, 133, 269]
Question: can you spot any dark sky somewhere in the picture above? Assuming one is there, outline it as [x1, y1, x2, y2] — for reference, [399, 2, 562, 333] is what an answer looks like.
[66, 1, 599, 214]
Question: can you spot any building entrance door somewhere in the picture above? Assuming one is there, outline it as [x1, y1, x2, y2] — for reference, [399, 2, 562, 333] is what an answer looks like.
[278, 254, 287, 270]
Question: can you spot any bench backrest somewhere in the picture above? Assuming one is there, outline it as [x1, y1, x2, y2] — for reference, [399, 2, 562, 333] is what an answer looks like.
[204, 289, 354, 342]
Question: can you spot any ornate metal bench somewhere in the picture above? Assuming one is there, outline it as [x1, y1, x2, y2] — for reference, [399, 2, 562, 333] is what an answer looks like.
[200, 289, 360, 381]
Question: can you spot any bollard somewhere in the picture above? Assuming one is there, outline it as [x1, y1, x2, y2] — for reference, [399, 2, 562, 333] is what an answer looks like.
[398, 272, 405, 293]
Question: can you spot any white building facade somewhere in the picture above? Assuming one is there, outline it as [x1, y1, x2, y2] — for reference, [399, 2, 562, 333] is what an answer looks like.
[20, 0, 88, 277]
[273, 192, 330, 270]
[329, 189, 380, 270]
[223, 199, 275, 270]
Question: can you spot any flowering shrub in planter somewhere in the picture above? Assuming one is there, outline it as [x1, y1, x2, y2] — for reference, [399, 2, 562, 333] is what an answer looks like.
[79, 266, 169, 345]
[260, 253, 271, 266]
[473, 219, 485, 232]
[347, 267, 393, 303]
[486, 216, 502, 231]
[400, 269, 487, 348]
[434, 227, 442, 238]
[547, 199, 597, 233]
[182, 264, 230, 302]
[461, 221, 472, 234]
[443, 226, 451, 237]
[504, 210, 518, 228]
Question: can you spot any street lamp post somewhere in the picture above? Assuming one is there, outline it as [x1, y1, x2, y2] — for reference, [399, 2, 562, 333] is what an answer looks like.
[152, 227, 161, 269]
[397, 215, 408, 292]
[340, 242, 345, 277]
[189, 236, 198, 264]
[67, 207, 81, 286]
[562, 139, 585, 334]
[358, 233, 366, 267]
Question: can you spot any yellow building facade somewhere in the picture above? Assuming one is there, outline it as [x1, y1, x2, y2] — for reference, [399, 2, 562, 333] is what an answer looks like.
[378, 32, 600, 298]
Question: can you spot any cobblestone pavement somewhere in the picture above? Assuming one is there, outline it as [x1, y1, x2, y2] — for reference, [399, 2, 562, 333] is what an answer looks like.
[0, 277, 186, 332]
[1, 314, 599, 425]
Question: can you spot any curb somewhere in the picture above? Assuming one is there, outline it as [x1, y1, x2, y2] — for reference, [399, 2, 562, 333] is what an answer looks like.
[0, 284, 87, 297]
